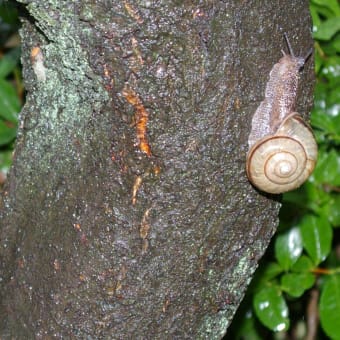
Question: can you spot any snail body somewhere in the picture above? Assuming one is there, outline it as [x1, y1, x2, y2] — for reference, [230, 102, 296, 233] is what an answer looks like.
[246, 35, 317, 194]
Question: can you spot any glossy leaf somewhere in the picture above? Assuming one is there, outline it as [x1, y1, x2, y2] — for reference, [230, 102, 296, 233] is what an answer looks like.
[320, 275, 340, 340]
[320, 195, 340, 227]
[310, 7, 322, 37]
[311, 4, 336, 20]
[311, 85, 340, 137]
[275, 228, 303, 271]
[282, 181, 327, 215]
[250, 262, 283, 292]
[0, 79, 20, 123]
[0, 2, 20, 26]
[253, 286, 289, 332]
[313, 150, 340, 186]
[291, 255, 315, 273]
[259, 262, 284, 281]
[313, 17, 340, 40]
[320, 57, 340, 85]
[230, 309, 263, 340]
[0, 149, 13, 172]
[311, 110, 338, 136]
[281, 272, 315, 298]
[300, 215, 332, 265]
[0, 47, 20, 78]
[0, 120, 16, 145]
[311, 0, 340, 16]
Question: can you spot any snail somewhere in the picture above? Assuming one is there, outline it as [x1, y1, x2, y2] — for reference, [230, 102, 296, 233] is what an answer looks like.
[246, 34, 317, 194]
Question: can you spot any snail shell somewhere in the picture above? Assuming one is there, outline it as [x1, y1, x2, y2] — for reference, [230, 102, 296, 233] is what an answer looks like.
[246, 113, 317, 194]
[246, 35, 317, 194]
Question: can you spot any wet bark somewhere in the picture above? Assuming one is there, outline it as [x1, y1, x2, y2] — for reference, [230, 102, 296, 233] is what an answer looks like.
[0, 1, 314, 338]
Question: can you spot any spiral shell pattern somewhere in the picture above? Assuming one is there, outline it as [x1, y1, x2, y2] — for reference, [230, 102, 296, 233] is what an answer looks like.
[246, 114, 317, 194]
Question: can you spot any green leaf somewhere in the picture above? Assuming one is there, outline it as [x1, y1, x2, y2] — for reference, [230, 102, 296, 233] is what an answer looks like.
[311, 111, 337, 136]
[282, 181, 328, 215]
[0, 79, 20, 123]
[320, 275, 340, 340]
[313, 150, 340, 187]
[310, 6, 322, 33]
[250, 262, 283, 292]
[260, 262, 284, 281]
[281, 272, 315, 298]
[320, 56, 340, 84]
[300, 215, 332, 265]
[313, 17, 340, 40]
[320, 195, 340, 228]
[311, 0, 340, 17]
[253, 286, 289, 332]
[0, 149, 13, 172]
[229, 309, 263, 340]
[0, 120, 17, 145]
[333, 37, 340, 53]
[0, 3, 20, 26]
[275, 228, 303, 271]
[0, 47, 21, 79]
[291, 255, 315, 273]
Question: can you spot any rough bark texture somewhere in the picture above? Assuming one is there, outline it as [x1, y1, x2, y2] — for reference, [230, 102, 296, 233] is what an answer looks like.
[0, 1, 314, 338]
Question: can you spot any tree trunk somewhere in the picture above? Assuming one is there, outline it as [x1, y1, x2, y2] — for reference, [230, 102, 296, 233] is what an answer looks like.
[0, 1, 314, 338]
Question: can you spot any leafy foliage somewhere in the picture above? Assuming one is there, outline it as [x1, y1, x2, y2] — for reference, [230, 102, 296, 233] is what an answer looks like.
[229, 1, 340, 339]
[0, 1, 22, 184]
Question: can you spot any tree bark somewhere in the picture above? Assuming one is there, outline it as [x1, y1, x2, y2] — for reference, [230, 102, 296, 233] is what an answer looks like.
[0, 1, 314, 338]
